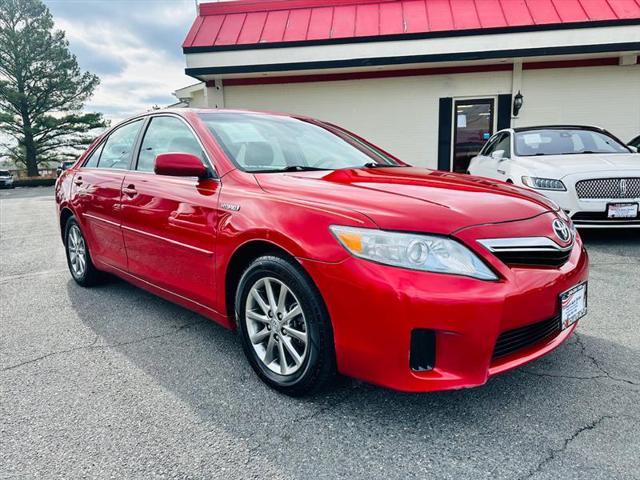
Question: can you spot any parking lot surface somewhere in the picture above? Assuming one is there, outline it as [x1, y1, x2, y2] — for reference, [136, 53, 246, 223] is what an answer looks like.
[1, 186, 639, 479]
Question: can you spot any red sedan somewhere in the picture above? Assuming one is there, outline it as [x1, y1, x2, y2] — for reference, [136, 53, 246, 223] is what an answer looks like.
[55, 109, 588, 395]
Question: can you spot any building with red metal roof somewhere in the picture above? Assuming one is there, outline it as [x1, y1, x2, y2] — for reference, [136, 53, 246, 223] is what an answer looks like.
[177, 0, 640, 171]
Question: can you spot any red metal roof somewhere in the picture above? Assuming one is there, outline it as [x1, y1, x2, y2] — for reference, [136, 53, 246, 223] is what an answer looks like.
[183, 0, 640, 50]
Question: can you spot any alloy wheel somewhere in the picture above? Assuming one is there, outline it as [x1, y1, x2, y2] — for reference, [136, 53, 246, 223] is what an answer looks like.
[67, 224, 87, 278]
[245, 277, 308, 376]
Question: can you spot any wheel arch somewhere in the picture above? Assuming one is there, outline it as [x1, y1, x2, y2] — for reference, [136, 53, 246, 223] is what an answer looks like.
[59, 207, 75, 240]
[224, 239, 298, 325]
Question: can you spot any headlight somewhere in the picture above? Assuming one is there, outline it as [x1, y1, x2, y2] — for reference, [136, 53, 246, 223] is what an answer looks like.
[330, 226, 497, 280]
[522, 176, 566, 191]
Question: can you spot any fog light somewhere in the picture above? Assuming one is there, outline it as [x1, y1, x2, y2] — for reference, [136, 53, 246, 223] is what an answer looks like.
[410, 329, 436, 371]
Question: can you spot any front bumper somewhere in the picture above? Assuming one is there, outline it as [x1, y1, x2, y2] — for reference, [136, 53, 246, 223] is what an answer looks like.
[299, 224, 588, 392]
[531, 179, 640, 228]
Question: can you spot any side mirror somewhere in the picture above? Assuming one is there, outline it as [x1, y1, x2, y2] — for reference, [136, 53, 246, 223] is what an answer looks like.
[491, 150, 505, 160]
[629, 145, 638, 153]
[154, 153, 208, 178]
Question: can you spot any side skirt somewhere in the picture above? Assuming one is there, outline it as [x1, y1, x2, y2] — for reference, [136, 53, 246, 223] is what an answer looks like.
[95, 260, 235, 330]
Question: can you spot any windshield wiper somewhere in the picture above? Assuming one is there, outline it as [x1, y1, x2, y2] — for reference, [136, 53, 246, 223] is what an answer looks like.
[280, 165, 329, 172]
[252, 165, 330, 173]
[362, 162, 405, 168]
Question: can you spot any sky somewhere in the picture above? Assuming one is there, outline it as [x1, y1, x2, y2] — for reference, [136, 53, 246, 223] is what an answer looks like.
[44, 0, 203, 124]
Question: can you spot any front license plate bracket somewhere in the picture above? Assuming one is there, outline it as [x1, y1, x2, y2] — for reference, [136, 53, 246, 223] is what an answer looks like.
[559, 282, 587, 330]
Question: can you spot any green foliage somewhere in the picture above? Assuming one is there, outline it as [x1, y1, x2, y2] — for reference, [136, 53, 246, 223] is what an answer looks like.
[0, 0, 108, 175]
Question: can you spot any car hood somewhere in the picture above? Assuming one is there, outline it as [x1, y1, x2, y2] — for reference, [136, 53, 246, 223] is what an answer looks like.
[514, 153, 640, 178]
[255, 167, 556, 235]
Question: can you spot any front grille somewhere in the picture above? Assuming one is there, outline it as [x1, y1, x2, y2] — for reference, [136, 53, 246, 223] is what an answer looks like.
[478, 237, 573, 269]
[492, 316, 561, 360]
[575, 178, 640, 199]
[492, 249, 572, 268]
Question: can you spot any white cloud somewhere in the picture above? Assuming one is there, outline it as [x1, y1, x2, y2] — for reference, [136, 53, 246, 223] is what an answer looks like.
[57, 18, 191, 124]
[47, 1, 198, 125]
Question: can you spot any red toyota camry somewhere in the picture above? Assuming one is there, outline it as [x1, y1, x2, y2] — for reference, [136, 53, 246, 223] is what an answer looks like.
[55, 109, 588, 395]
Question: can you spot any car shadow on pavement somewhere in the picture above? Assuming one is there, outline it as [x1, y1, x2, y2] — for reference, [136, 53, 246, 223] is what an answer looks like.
[579, 228, 640, 246]
[65, 273, 639, 479]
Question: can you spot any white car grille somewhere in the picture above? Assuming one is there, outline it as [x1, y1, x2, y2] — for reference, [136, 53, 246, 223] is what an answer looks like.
[575, 178, 640, 199]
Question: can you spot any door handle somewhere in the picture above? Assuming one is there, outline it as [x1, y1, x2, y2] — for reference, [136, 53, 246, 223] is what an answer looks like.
[74, 177, 83, 186]
[123, 184, 137, 197]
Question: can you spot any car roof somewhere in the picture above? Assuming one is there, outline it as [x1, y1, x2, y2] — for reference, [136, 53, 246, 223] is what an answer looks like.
[161, 107, 310, 120]
[108, 108, 315, 133]
[512, 125, 606, 133]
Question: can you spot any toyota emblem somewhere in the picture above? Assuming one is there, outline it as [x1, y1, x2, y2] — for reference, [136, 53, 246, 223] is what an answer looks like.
[552, 219, 571, 243]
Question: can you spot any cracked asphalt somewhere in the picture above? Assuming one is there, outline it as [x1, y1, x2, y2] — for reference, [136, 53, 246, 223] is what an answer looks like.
[1, 186, 639, 479]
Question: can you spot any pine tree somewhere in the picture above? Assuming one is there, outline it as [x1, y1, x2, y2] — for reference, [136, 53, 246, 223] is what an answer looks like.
[0, 0, 107, 176]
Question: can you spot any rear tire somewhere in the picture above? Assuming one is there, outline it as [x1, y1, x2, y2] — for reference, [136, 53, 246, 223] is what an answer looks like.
[64, 216, 103, 287]
[236, 254, 335, 396]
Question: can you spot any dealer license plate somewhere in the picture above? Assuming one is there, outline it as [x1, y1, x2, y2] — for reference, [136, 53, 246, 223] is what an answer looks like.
[607, 203, 639, 219]
[560, 283, 587, 330]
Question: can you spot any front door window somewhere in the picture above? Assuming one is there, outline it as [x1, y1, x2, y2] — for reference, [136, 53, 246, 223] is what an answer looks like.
[452, 99, 495, 173]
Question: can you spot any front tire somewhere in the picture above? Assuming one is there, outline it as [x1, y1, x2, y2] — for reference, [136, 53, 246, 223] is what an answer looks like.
[64, 216, 103, 287]
[236, 255, 335, 396]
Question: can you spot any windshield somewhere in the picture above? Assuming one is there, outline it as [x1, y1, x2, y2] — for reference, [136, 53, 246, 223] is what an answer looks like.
[514, 129, 629, 156]
[0, 170, 10, 176]
[199, 113, 402, 172]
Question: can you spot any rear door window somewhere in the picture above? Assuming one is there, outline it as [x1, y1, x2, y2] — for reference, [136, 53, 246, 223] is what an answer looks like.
[83, 142, 105, 168]
[96, 120, 144, 169]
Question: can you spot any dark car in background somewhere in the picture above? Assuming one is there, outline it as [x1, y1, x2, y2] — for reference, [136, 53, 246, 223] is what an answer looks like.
[57, 160, 76, 177]
[0, 170, 14, 188]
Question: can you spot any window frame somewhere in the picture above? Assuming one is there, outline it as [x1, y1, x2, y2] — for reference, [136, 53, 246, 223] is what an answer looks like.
[80, 113, 217, 177]
[133, 113, 217, 178]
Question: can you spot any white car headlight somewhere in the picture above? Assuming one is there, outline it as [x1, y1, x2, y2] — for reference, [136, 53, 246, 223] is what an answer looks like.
[330, 226, 497, 280]
[522, 176, 566, 191]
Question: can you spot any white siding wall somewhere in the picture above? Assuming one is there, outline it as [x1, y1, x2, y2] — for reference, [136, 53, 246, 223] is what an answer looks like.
[189, 89, 207, 108]
[516, 65, 640, 143]
[223, 64, 639, 168]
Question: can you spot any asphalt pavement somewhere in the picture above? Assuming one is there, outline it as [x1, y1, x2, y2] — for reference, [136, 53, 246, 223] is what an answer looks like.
[1, 186, 639, 479]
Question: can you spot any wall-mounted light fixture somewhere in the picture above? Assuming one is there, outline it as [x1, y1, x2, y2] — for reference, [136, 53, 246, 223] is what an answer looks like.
[513, 90, 524, 116]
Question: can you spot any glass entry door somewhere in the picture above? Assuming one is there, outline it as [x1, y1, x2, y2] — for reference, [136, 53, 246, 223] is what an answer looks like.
[452, 98, 495, 173]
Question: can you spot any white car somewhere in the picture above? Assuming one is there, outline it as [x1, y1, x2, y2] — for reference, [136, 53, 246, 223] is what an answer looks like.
[468, 126, 640, 228]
